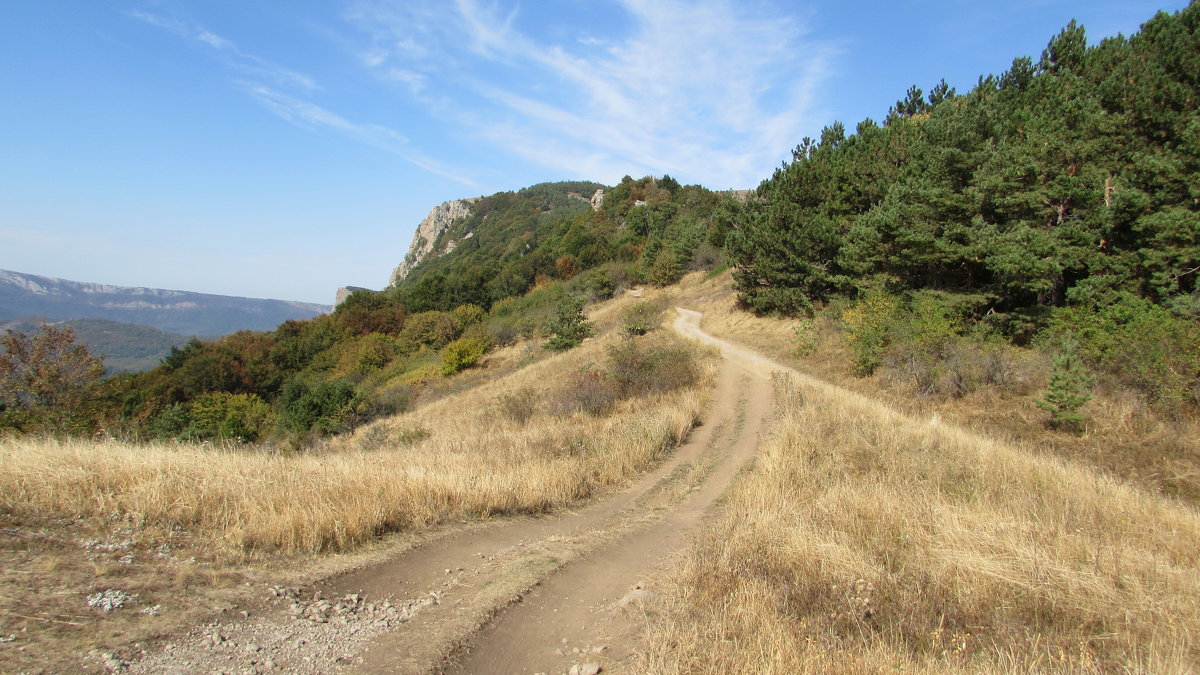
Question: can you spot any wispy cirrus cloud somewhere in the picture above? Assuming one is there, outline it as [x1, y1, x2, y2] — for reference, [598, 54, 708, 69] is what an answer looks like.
[345, 0, 835, 188]
[129, 10, 317, 91]
[243, 85, 475, 185]
[129, 8, 476, 185]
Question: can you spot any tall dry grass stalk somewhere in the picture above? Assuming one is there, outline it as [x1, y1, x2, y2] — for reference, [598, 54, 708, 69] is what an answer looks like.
[1, 292, 711, 557]
[641, 372, 1200, 673]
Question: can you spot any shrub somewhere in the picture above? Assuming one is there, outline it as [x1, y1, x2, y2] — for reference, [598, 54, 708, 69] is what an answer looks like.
[791, 318, 818, 357]
[690, 242, 726, 271]
[392, 426, 430, 446]
[450, 303, 487, 329]
[1034, 338, 1095, 433]
[148, 403, 191, 441]
[497, 387, 539, 424]
[397, 311, 460, 354]
[1047, 295, 1199, 416]
[485, 320, 521, 347]
[548, 369, 622, 416]
[842, 291, 899, 376]
[648, 247, 686, 286]
[188, 391, 276, 442]
[442, 334, 492, 375]
[148, 392, 276, 442]
[332, 334, 401, 377]
[620, 300, 661, 338]
[280, 378, 359, 435]
[347, 383, 413, 428]
[606, 339, 699, 397]
[543, 295, 594, 352]
[583, 269, 615, 301]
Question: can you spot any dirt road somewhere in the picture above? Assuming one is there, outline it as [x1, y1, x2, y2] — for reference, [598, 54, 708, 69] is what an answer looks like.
[130, 309, 780, 674]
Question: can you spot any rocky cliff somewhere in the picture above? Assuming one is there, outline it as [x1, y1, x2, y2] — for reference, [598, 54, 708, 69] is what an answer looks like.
[388, 199, 475, 286]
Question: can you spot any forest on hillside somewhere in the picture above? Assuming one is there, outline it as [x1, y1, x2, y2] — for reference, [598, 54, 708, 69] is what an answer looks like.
[2, 4, 1196, 442]
[728, 5, 1198, 418]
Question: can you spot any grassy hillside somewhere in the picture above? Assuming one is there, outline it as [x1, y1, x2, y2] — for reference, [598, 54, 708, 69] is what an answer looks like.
[642, 370, 1200, 673]
[0, 288, 713, 671]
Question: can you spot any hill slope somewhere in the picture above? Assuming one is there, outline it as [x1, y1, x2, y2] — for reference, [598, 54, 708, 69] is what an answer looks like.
[0, 317, 194, 373]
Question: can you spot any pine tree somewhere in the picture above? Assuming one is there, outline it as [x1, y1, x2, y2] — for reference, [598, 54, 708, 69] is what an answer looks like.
[1033, 337, 1095, 432]
[543, 295, 594, 352]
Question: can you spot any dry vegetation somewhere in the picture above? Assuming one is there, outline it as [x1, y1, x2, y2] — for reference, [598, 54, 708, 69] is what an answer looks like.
[676, 271, 1200, 504]
[634, 272, 1200, 673]
[0, 289, 712, 671]
[641, 371, 1200, 673]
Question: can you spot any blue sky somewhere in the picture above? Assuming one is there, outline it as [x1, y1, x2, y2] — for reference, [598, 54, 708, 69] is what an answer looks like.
[0, 1, 1187, 304]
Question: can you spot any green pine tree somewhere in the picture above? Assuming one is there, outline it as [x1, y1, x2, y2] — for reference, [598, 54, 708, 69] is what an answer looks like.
[1034, 337, 1095, 432]
[543, 295, 594, 352]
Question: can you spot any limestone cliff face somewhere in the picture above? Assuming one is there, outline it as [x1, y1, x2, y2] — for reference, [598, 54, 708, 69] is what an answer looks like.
[334, 286, 370, 307]
[388, 199, 474, 286]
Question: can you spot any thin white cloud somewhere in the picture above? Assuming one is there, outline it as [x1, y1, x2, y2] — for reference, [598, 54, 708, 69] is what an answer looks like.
[129, 10, 318, 91]
[244, 85, 477, 186]
[347, 0, 835, 188]
[129, 8, 477, 184]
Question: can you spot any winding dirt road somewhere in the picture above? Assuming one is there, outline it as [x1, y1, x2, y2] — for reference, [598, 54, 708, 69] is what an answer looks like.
[131, 309, 780, 674]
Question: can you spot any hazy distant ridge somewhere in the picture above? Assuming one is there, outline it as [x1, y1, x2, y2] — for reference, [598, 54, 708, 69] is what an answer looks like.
[0, 269, 330, 336]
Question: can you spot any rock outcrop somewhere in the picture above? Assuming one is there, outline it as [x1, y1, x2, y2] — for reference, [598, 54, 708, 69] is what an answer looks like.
[589, 188, 605, 211]
[388, 200, 474, 286]
[334, 286, 371, 307]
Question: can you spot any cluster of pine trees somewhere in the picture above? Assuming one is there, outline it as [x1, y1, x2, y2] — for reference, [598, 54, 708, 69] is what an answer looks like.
[729, 7, 1198, 336]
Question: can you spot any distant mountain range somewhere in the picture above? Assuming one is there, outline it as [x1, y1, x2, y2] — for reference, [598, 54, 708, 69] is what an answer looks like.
[0, 269, 330, 337]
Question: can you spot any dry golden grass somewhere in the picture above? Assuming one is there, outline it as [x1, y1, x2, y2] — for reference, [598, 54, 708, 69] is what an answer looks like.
[0, 290, 711, 558]
[642, 376, 1200, 672]
[636, 272, 1200, 672]
[675, 270, 1200, 503]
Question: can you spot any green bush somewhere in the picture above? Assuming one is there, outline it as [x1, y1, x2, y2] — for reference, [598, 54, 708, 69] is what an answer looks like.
[397, 311, 460, 354]
[620, 300, 661, 338]
[280, 378, 359, 435]
[148, 403, 191, 441]
[450, 303, 487, 329]
[442, 334, 492, 375]
[1047, 295, 1200, 416]
[543, 295, 594, 352]
[842, 291, 899, 376]
[1034, 338, 1095, 433]
[648, 247, 686, 286]
[149, 392, 276, 442]
[186, 391, 276, 442]
[791, 318, 818, 357]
